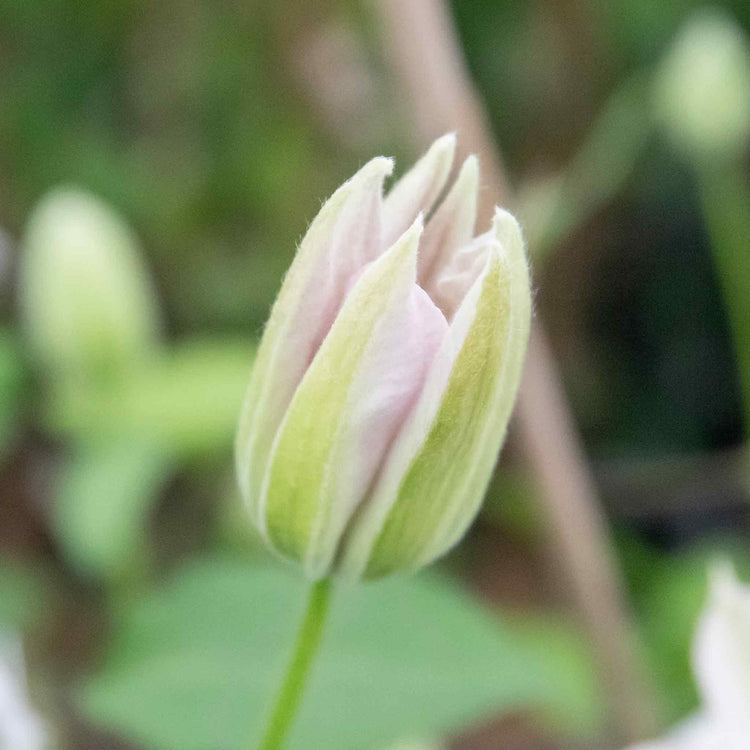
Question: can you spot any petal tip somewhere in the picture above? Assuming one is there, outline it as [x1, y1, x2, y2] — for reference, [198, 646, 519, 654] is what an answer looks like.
[492, 205, 521, 232]
[709, 560, 741, 602]
[403, 212, 425, 250]
[429, 132, 457, 167]
[433, 131, 457, 150]
[357, 156, 395, 184]
[452, 155, 480, 198]
[461, 153, 480, 177]
[492, 207, 525, 256]
[392, 212, 424, 275]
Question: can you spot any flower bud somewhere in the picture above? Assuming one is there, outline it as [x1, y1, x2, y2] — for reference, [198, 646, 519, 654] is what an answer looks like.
[235, 135, 531, 580]
[19, 188, 160, 379]
[654, 9, 750, 165]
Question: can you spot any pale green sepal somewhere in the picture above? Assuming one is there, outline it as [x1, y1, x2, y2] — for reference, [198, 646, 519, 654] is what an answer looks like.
[423, 209, 531, 561]
[342, 210, 530, 580]
[338, 244, 507, 579]
[260, 217, 424, 579]
[235, 157, 393, 524]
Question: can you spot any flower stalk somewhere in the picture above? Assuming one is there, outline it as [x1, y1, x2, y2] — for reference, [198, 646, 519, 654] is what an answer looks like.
[257, 579, 333, 750]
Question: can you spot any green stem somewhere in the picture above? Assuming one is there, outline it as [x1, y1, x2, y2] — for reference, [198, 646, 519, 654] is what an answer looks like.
[257, 579, 333, 750]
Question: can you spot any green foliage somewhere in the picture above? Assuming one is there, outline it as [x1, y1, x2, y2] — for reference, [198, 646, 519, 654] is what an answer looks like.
[0, 0, 346, 331]
[698, 168, 750, 435]
[636, 543, 750, 722]
[504, 613, 605, 738]
[54, 443, 173, 580]
[49, 337, 254, 457]
[79, 558, 600, 749]
[0, 329, 24, 458]
[0, 561, 50, 631]
[47, 336, 254, 581]
[519, 74, 653, 260]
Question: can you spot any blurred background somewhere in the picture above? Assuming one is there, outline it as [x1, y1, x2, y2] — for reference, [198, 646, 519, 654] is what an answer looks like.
[0, 0, 749, 748]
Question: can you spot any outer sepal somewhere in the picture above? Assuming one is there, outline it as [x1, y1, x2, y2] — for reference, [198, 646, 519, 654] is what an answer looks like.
[341, 210, 531, 580]
[261, 218, 437, 579]
[235, 158, 392, 523]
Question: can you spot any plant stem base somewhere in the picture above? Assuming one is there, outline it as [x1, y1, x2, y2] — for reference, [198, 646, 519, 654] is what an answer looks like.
[257, 578, 332, 750]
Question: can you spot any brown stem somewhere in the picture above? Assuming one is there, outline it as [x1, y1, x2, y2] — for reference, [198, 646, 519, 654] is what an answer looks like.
[373, 0, 658, 742]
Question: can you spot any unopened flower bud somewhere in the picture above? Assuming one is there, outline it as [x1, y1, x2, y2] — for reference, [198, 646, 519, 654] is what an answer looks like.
[655, 9, 750, 165]
[236, 135, 531, 580]
[19, 188, 160, 378]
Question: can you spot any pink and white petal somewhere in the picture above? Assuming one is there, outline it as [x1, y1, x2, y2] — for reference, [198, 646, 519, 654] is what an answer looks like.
[306, 281, 447, 577]
[235, 157, 392, 522]
[340, 209, 530, 580]
[260, 219, 447, 579]
[418, 154, 479, 290]
[382, 134, 456, 247]
[429, 224, 496, 319]
[338, 244, 501, 579]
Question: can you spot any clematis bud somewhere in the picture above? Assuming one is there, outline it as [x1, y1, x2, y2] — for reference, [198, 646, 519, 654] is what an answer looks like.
[654, 9, 750, 165]
[235, 135, 531, 580]
[19, 188, 160, 379]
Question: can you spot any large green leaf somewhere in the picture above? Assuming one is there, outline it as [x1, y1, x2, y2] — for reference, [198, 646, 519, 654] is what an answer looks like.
[503, 613, 604, 738]
[78, 557, 593, 749]
[54, 442, 173, 580]
[49, 337, 254, 456]
[635, 542, 750, 723]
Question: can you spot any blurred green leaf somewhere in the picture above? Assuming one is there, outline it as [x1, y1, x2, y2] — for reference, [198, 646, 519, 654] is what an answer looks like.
[380, 739, 444, 750]
[54, 442, 173, 581]
[637, 542, 750, 722]
[504, 614, 604, 738]
[78, 557, 590, 750]
[519, 73, 652, 260]
[50, 337, 254, 456]
[698, 166, 750, 434]
[0, 561, 49, 631]
[482, 469, 542, 542]
[0, 329, 24, 457]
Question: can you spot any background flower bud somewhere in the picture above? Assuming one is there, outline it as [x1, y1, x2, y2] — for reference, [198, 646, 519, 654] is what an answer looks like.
[625, 563, 750, 750]
[19, 187, 160, 379]
[236, 137, 531, 581]
[654, 9, 750, 165]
